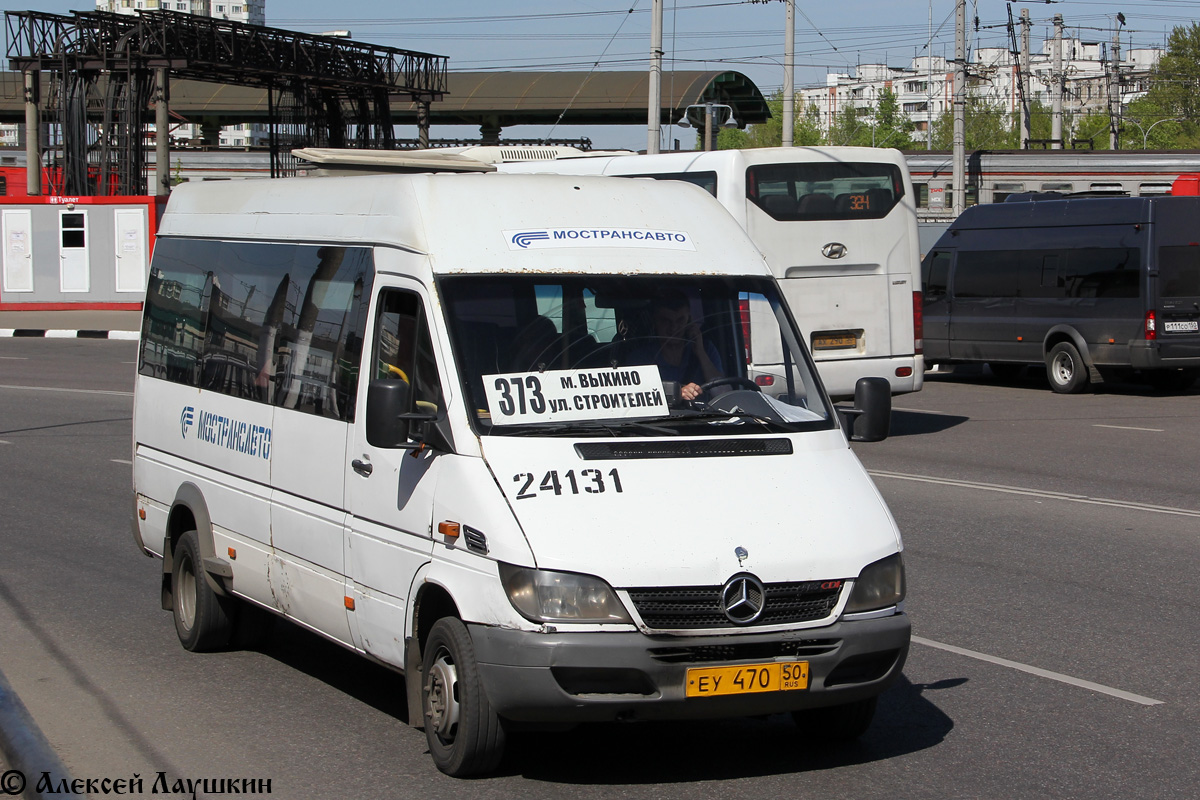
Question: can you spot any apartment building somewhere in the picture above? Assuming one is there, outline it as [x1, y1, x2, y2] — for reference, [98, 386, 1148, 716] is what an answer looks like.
[800, 35, 1161, 142]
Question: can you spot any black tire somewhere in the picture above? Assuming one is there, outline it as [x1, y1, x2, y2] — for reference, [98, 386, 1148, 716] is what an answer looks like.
[792, 696, 878, 743]
[422, 618, 506, 777]
[987, 363, 1024, 381]
[1045, 342, 1089, 394]
[1147, 368, 1199, 392]
[171, 529, 235, 652]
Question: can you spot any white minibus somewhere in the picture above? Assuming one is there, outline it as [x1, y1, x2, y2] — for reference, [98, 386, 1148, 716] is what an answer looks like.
[132, 172, 909, 776]
[496, 147, 925, 399]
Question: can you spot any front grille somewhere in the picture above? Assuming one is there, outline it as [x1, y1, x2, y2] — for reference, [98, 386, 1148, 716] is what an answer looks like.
[649, 638, 840, 664]
[626, 580, 843, 630]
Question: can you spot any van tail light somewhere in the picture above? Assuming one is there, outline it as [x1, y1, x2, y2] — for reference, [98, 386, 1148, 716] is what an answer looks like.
[913, 291, 924, 354]
[1145, 310, 1157, 340]
[738, 297, 752, 363]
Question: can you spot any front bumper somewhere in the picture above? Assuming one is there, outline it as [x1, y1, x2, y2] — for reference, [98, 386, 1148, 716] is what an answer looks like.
[469, 613, 910, 722]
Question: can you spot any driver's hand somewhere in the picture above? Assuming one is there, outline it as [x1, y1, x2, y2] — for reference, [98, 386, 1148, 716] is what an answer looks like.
[680, 382, 702, 402]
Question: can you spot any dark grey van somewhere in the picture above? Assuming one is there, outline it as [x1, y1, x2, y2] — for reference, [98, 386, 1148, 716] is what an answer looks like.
[921, 195, 1200, 392]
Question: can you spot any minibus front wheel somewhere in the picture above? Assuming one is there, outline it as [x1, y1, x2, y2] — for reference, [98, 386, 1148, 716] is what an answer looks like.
[422, 618, 507, 776]
[1046, 342, 1089, 394]
[171, 529, 235, 651]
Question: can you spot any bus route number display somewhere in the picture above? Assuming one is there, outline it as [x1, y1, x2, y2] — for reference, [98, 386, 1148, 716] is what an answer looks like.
[482, 365, 667, 425]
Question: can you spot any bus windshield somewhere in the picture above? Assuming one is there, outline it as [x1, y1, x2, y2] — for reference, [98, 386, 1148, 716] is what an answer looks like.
[747, 162, 905, 221]
[437, 274, 834, 437]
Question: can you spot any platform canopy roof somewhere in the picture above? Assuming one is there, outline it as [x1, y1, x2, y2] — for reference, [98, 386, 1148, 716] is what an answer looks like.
[0, 69, 770, 134]
[390, 70, 771, 130]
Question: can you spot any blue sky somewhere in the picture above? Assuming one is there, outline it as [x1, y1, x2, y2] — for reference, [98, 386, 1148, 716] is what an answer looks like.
[4, 1, 1195, 150]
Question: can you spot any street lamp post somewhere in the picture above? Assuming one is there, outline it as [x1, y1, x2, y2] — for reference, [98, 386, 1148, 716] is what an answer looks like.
[677, 102, 738, 151]
[1123, 117, 1182, 150]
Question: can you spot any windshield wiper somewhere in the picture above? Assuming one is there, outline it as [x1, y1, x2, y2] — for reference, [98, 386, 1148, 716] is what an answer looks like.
[637, 408, 789, 430]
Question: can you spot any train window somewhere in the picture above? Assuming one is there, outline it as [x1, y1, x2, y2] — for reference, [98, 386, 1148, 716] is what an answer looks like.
[1090, 183, 1124, 194]
[914, 183, 929, 208]
[1139, 183, 1172, 196]
[965, 185, 978, 207]
[993, 183, 1024, 204]
[1041, 182, 1073, 192]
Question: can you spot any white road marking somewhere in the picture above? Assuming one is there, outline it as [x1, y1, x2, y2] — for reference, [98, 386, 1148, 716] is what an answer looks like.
[1093, 424, 1164, 432]
[0, 440, 10, 445]
[912, 636, 1164, 706]
[0, 356, 28, 360]
[110, 459, 132, 465]
[892, 407, 951, 415]
[870, 470, 1200, 519]
[0, 384, 132, 398]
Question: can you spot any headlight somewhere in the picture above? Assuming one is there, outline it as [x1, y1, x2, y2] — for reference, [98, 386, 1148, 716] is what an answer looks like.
[844, 553, 905, 614]
[498, 563, 633, 624]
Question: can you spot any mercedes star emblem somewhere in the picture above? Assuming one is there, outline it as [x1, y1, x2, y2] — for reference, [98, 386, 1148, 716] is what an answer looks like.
[721, 574, 766, 624]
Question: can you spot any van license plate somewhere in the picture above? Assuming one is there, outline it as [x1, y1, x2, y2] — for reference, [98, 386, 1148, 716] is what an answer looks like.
[1164, 320, 1199, 333]
[685, 661, 809, 697]
[813, 334, 857, 350]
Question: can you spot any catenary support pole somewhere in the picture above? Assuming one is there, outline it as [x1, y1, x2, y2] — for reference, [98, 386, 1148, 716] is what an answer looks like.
[1052, 13, 1063, 149]
[647, 0, 663, 154]
[155, 68, 170, 196]
[782, 0, 794, 146]
[23, 71, 40, 197]
[952, 0, 966, 215]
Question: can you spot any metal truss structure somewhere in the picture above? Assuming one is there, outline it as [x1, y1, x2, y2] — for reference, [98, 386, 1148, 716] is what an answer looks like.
[5, 9, 448, 195]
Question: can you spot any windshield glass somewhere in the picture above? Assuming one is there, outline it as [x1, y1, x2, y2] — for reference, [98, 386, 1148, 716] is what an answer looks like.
[747, 162, 905, 221]
[438, 274, 834, 437]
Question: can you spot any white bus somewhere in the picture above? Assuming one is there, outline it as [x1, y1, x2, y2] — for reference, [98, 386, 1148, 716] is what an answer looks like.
[497, 147, 924, 399]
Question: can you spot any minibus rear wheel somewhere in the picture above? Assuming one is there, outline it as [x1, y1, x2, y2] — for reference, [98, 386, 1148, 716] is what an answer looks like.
[422, 617, 506, 776]
[171, 529, 235, 652]
[1045, 342, 1089, 394]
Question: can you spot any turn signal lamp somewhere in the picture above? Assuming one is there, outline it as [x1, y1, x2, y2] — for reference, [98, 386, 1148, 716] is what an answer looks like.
[912, 291, 924, 354]
[1145, 310, 1157, 340]
[438, 521, 461, 538]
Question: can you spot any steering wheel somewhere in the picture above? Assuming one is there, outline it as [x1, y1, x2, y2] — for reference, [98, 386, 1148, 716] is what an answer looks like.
[699, 376, 761, 393]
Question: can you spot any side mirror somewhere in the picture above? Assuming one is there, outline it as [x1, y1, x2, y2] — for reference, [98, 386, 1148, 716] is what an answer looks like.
[366, 378, 412, 448]
[837, 377, 891, 442]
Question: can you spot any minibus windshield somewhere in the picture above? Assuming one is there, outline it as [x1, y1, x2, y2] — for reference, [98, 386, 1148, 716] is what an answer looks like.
[438, 274, 835, 437]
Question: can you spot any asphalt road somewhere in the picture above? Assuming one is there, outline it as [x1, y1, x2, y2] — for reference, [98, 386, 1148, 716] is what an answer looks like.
[1, 339, 1197, 799]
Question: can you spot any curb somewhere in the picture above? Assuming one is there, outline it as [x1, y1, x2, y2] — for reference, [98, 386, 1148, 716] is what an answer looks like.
[0, 330, 139, 340]
[0, 666, 75, 799]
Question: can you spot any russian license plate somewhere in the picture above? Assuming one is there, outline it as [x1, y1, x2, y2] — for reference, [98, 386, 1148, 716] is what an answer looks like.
[1164, 320, 1199, 333]
[685, 661, 809, 697]
[812, 333, 857, 350]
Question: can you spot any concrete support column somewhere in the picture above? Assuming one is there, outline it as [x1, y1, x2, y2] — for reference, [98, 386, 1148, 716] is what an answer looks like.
[480, 117, 501, 146]
[154, 68, 171, 196]
[24, 70, 41, 197]
[417, 101, 431, 148]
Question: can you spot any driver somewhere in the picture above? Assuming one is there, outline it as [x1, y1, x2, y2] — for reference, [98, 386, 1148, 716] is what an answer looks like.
[629, 291, 724, 402]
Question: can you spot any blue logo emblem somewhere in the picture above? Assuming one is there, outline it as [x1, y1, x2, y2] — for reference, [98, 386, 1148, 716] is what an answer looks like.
[511, 231, 550, 249]
[181, 406, 195, 438]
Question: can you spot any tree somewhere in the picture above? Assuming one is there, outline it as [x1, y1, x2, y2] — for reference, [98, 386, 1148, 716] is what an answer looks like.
[931, 94, 1014, 149]
[1120, 95, 1185, 149]
[1134, 22, 1200, 148]
[720, 91, 824, 149]
[871, 87, 916, 150]
[828, 103, 873, 146]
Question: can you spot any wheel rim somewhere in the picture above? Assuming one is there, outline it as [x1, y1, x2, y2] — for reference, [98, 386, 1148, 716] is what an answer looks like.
[425, 647, 460, 742]
[177, 554, 197, 631]
[1051, 351, 1075, 385]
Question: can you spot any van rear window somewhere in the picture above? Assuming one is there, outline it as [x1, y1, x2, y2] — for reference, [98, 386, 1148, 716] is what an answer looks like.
[953, 248, 1140, 299]
[746, 162, 904, 221]
[1159, 246, 1200, 298]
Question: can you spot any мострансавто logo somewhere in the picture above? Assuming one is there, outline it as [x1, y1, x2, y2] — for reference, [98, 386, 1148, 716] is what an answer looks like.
[505, 227, 695, 251]
[181, 406, 271, 460]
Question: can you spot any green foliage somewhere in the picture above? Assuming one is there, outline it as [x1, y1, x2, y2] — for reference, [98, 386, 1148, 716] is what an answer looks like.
[1136, 22, 1200, 148]
[931, 94, 1016, 149]
[719, 91, 825, 149]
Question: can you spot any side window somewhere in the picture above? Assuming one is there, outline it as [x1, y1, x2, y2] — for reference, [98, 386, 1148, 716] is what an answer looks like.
[372, 290, 443, 415]
[139, 238, 374, 421]
[953, 250, 1023, 298]
[923, 251, 951, 299]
